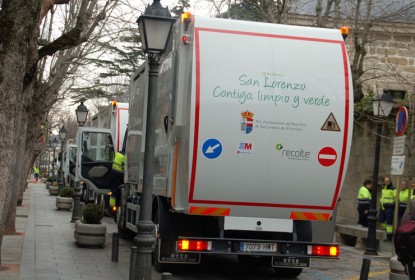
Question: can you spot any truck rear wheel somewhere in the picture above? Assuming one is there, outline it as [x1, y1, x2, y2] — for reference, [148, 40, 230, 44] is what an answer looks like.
[116, 200, 136, 240]
[274, 267, 303, 278]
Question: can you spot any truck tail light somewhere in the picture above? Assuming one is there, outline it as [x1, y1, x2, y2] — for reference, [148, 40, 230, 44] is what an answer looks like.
[182, 35, 192, 45]
[308, 245, 339, 257]
[178, 239, 211, 251]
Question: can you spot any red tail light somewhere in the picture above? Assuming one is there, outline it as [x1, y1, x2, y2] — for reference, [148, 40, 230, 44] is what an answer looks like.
[178, 240, 211, 251]
[309, 245, 339, 257]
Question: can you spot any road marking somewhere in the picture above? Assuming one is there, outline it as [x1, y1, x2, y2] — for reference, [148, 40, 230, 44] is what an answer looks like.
[346, 269, 389, 280]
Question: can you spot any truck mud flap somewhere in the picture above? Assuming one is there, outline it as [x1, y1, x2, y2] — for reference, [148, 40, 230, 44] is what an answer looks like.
[157, 239, 200, 264]
[272, 256, 310, 268]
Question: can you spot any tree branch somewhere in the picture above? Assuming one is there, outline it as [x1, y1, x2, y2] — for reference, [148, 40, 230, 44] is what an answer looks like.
[38, 0, 107, 59]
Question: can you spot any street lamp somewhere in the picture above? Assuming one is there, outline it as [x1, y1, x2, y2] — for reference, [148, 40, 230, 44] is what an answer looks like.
[47, 139, 52, 176]
[365, 93, 394, 255]
[72, 102, 89, 222]
[75, 101, 89, 126]
[58, 126, 67, 194]
[51, 138, 58, 180]
[130, 1, 174, 279]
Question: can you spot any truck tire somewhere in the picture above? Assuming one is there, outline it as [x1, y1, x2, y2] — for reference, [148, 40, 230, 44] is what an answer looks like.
[116, 205, 135, 240]
[274, 267, 303, 278]
[117, 225, 135, 240]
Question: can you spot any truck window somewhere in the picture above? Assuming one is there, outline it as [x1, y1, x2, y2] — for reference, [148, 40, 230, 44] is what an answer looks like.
[82, 132, 114, 162]
[69, 147, 76, 162]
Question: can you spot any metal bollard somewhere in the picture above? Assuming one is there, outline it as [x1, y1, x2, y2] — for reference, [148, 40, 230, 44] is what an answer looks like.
[129, 246, 138, 280]
[112, 232, 119, 262]
[161, 272, 173, 280]
[359, 258, 371, 280]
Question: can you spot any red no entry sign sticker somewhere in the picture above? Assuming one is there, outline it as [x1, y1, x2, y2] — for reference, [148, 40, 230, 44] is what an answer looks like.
[318, 147, 337, 167]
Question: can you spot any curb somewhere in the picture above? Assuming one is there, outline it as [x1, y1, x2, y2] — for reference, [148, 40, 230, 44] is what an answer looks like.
[0, 183, 33, 279]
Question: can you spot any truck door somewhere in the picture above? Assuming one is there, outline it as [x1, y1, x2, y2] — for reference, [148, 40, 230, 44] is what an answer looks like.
[76, 127, 115, 192]
[64, 145, 77, 187]
[68, 146, 77, 178]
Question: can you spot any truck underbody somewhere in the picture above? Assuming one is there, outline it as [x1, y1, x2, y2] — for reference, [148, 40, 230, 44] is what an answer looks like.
[117, 185, 339, 278]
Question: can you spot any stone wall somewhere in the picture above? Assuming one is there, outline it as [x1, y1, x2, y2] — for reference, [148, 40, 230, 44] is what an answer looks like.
[359, 22, 415, 98]
[339, 22, 415, 225]
[337, 118, 415, 225]
[289, 16, 415, 225]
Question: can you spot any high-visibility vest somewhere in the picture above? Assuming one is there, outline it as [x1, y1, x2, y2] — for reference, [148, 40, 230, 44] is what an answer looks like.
[357, 186, 371, 207]
[380, 185, 395, 209]
[112, 152, 125, 173]
[399, 189, 410, 207]
[33, 167, 39, 174]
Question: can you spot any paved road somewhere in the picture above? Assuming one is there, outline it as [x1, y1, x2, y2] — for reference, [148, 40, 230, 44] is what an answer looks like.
[161, 250, 392, 280]
[0, 182, 396, 280]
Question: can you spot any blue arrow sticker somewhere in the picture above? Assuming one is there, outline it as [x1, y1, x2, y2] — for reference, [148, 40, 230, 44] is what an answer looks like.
[202, 138, 223, 159]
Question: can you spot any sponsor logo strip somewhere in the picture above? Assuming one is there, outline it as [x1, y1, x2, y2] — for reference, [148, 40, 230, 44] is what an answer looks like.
[189, 207, 231, 216]
[290, 212, 330, 221]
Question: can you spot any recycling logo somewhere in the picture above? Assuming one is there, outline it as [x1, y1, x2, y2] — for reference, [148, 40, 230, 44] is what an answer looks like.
[276, 143, 283, 150]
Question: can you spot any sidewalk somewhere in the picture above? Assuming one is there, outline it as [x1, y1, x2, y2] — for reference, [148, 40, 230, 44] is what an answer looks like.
[1, 182, 132, 280]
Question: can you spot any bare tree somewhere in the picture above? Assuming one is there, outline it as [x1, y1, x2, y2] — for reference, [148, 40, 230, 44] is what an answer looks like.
[0, 0, 118, 263]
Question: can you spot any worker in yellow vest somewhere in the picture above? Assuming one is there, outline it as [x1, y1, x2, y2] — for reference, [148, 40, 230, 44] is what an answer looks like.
[33, 165, 40, 183]
[378, 176, 396, 241]
[109, 149, 125, 208]
[398, 180, 410, 225]
[357, 179, 373, 227]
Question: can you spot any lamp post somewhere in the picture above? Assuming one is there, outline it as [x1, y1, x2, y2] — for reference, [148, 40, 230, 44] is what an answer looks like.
[76, 101, 88, 126]
[58, 126, 67, 194]
[51, 138, 58, 180]
[72, 102, 89, 222]
[130, 1, 174, 279]
[47, 139, 52, 176]
[365, 93, 394, 255]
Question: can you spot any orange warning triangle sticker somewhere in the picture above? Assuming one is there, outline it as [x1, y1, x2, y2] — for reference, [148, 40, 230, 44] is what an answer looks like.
[321, 113, 341, 131]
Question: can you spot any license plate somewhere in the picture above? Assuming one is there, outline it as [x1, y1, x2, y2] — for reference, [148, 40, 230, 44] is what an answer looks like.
[240, 242, 277, 252]
[272, 256, 310, 268]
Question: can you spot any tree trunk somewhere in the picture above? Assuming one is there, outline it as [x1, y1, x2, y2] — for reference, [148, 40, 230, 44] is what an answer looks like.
[4, 111, 32, 235]
[17, 182, 27, 206]
[0, 0, 42, 264]
[4, 194, 17, 235]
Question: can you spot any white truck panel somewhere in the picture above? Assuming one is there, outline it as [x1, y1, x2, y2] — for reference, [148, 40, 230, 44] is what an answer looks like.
[184, 17, 353, 219]
[116, 105, 129, 152]
[224, 216, 293, 233]
[89, 102, 129, 152]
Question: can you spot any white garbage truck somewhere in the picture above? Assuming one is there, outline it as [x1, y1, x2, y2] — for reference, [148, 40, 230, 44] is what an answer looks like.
[63, 143, 77, 187]
[75, 101, 129, 212]
[86, 14, 353, 277]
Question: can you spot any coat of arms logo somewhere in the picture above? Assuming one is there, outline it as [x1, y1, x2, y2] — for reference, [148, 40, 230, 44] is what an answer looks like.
[241, 110, 254, 134]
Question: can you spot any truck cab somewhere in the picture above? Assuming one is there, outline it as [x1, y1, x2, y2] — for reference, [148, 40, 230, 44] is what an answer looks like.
[63, 143, 77, 187]
[74, 102, 129, 211]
